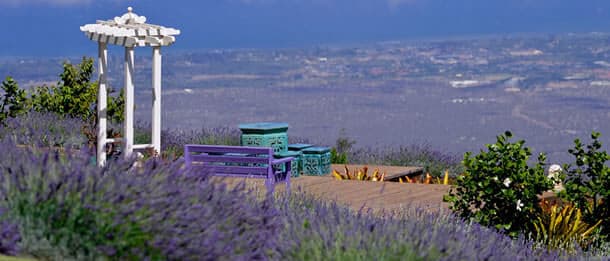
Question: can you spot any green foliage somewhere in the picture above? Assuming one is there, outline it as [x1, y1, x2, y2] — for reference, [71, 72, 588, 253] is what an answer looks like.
[331, 129, 355, 164]
[0, 77, 29, 125]
[533, 201, 602, 252]
[31, 57, 97, 120]
[331, 147, 348, 164]
[30, 57, 124, 123]
[444, 131, 553, 237]
[559, 132, 610, 236]
[107, 88, 125, 123]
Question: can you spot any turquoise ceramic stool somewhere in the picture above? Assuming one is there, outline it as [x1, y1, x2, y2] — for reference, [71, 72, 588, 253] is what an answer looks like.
[274, 150, 302, 177]
[239, 122, 289, 153]
[302, 146, 331, 176]
[288, 143, 313, 152]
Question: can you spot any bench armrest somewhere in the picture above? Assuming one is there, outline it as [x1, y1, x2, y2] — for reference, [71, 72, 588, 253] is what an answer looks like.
[271, 157, 294, 165]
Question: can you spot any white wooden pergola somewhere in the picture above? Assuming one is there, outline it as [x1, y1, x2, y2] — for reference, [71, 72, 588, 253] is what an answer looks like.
[80, 7, 180, 166]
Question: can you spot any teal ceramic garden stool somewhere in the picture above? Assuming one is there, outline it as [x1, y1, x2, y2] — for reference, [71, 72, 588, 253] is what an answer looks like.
[274, 150, 302, 177]
[238, 122, 289, 153]
[287, 143, 312, 176]
[288, 143, 313, 152]
[302, 146, 331, 176]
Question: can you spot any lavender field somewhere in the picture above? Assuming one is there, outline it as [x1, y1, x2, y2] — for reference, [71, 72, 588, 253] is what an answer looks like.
[0, 112, 608, 259]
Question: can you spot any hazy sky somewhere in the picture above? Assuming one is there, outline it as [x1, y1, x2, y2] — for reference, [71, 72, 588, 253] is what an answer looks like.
[1, 0, 610, 56]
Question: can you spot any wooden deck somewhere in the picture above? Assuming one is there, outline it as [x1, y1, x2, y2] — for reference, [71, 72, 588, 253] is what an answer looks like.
[213, 172, 560, 214]
[290, 176, 450, 212]
[213, 174, 452, 213]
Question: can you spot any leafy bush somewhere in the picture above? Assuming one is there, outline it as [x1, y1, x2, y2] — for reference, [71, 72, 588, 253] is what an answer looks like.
[330, 129, 355, 164]
[28, 57, 124, 148]
[444, 131, 553, 237]
[533, 200, 602, 252]
[31, 58, 95, 120]
[560, 131, 610, 236]
[0, 141, 284, 259]
[0, 77, 28, 125]
[330, 147, 348, 164]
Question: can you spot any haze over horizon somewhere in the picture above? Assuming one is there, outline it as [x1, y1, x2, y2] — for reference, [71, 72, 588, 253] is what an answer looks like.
[1, 0, 610, 56]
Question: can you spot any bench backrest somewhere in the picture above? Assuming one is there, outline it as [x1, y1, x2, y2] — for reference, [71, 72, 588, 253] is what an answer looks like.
[184, 144, 275, 177]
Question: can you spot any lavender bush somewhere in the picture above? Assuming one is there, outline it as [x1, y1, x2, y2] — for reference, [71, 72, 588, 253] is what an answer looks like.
[276, 191, 571, 260]
[0, 140, 284, 259]
[0, 214, 20, 256]
[133, 122, 242, 159]
[0, 111, 87, 149]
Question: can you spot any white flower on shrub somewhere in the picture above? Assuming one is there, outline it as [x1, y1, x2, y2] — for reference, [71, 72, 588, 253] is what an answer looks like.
[492, 176, 499, 181]
[547, 164, 564, 192]
[516, 199, 524, 211]
[503, 178, 511, 187]
[548, 164, 562, 181]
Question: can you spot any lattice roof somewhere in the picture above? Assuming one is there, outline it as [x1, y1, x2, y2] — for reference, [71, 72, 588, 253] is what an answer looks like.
[80, 7, 180, 47]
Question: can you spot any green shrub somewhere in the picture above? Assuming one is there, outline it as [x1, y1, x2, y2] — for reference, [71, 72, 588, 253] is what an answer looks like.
[559, 131, 610, 236]
[30, 57, 123, 123]
[444, 131, 553, 237]
[330, 147, 348, 164]
[31, 58, 97, 120]
[331, 129, 354, 164]
[0, 77, 29, 125]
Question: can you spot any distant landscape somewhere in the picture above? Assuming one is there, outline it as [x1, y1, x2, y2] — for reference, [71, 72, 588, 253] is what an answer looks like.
[3, 32, 610, 164]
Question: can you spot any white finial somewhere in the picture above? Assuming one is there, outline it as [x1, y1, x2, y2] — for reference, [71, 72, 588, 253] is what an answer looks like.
[113, 6, 146, 25]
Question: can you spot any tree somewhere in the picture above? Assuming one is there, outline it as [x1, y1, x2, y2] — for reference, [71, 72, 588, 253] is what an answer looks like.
[0, 77, 29, 125]
[31, 57, 98, 120]
[30, 57, 124, 124]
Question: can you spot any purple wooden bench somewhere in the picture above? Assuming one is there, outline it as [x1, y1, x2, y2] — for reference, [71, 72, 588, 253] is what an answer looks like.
[183, 144, 293, 193]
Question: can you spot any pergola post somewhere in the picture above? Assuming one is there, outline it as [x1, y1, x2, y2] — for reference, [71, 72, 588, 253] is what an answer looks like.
[97, 42, 108, 167]
[152, 46, 162, 155]
[124, 46, 135, 158]
[81, 7, 179, 166]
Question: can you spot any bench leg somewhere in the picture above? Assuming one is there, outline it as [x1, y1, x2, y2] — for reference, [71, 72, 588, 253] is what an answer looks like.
[285, 162, 291, 194]
[266, 168, 275, 194]
[265, 180, 275, 194]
